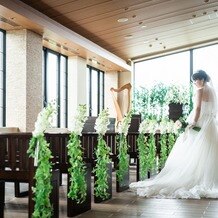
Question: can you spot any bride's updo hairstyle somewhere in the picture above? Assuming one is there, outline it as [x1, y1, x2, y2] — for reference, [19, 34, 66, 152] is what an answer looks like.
[192, 70, 210, 83]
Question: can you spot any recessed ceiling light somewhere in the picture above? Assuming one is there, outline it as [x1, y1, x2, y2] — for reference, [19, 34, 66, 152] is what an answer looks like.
[124, 35, 133, 39]
[117, 18, 128, 22]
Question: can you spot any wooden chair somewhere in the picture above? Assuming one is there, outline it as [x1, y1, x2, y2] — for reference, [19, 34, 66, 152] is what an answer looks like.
[0, 133, 34, 217]
[0, 133, 59, 218]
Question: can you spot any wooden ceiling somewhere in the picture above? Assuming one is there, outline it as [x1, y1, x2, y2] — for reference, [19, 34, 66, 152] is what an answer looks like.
[1, 0, 218, 71]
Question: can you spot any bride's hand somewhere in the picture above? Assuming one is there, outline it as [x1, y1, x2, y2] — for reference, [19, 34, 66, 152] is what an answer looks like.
[188, 121, 197, 129]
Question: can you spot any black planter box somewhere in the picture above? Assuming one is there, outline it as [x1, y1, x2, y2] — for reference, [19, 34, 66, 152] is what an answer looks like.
[67, 163, 92, 217]
[116, 156, 130, 192]
[94, 162, 112, 203]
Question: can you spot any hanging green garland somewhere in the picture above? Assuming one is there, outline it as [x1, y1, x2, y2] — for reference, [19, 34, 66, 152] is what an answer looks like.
[28, 102, 56, 218]
[67, 133, 87, 203]
[116, 111, 132, 182]
[93, 109, 111, 200]
[158, 133, 168, 168]
[93, 135, 111, 199]
[117, 133, 129, 182]
[137, 133, 148, 180]
[146, 134, 156, 172]
[168, 132, 176, 155]
[67, 104, 87, 203]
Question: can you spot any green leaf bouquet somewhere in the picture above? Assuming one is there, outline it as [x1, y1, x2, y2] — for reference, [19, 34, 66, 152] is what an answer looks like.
[93, 108, 111, 200]
[67, 104, 88, 203]
[28, 101, 56, 218]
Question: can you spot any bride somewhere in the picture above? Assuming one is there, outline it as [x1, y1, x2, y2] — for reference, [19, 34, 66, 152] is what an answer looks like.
[130, 70, 218, 199]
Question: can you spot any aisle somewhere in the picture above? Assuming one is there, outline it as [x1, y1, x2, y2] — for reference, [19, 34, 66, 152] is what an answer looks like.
[4, 167, 218, 218]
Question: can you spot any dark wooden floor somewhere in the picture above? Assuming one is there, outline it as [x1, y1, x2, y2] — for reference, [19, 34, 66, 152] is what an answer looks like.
[4, 167, 218, 218]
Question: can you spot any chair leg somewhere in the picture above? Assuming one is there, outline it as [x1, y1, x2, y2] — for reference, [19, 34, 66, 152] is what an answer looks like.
[0, 180, 5, 218]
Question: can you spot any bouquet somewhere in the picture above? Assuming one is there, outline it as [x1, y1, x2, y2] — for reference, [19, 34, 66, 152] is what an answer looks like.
[174, 119, 201, 133]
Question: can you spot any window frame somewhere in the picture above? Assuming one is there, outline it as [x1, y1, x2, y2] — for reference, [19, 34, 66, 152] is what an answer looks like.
[87, 65, 105, 116]
[43, 47, 68, 127]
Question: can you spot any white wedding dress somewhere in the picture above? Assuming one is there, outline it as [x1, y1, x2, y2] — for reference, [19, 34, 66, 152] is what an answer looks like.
[130, 84, 218, 199]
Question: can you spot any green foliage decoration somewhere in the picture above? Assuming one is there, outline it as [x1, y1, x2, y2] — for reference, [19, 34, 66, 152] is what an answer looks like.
[167, 132, 176, 155]
[67, 104, 88, 204]
[116, 133, 129, 182]
[28, 135, 53, 218]
[93, 135, 111, 199]
[67, 133, 87, 203]
[93, 108, 111, 200]
[158, 133, 168, 168]
[116, 111, 132, 182]
[146, 134, 156, 172]
[137, 133, 148, 180]
[150, 83, 168, 107]
[28, 102, 56, 218]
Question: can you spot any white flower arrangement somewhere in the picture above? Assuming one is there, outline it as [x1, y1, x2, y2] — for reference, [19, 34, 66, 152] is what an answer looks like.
[94, 108, 110, 135]
[33, 101, 57, 137]
[138, 119, 157, 134]
[117, 110, 132, 136]
[69, 104, 87, 135]
[158, 119, 175, 134]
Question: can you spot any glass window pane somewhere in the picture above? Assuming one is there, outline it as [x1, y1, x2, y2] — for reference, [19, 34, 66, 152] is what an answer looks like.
[134, 51, 190, 119]
[0, 30, 5, 126]
[99, 72, 104, 111]
[0, 107, 3, 125]
[193, 44, 218, 93]
[86, 67, 91, 115]
[0, 89, 3, 107]
[0, 52, 3, 71]
[46, 51, 58, 127]
[91, 69, 98, 116]
[44, 50, 68, 128]
[0, 70, 3, 89]
[86, 66, 105, 116]
[60, 55, 67, 127]
[0, 32, 3, 52]
[135, 51, 190, 88]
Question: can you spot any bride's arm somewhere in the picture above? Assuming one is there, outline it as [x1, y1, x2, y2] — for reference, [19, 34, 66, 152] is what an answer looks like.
[191, 88, 203, 126]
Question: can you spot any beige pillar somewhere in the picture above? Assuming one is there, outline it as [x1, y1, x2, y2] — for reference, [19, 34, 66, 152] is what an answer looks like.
[68, 56, 87, 129]
[6, 29, 43, 132]
[104, 71, 118, 118]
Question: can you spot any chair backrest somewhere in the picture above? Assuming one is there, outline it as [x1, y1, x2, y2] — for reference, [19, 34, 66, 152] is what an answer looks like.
[45, 133, 69, 173]
[0, 133, 33, 182]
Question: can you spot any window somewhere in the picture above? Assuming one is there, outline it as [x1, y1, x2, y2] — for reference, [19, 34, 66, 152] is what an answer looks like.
[44, 48, 68, 127]
[134, 51, 190, 89]
[0, 29, 5, 126]
[87, 65, 104, 116]
[134, 43, 218, 119]
[193, 44, 218, 94]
